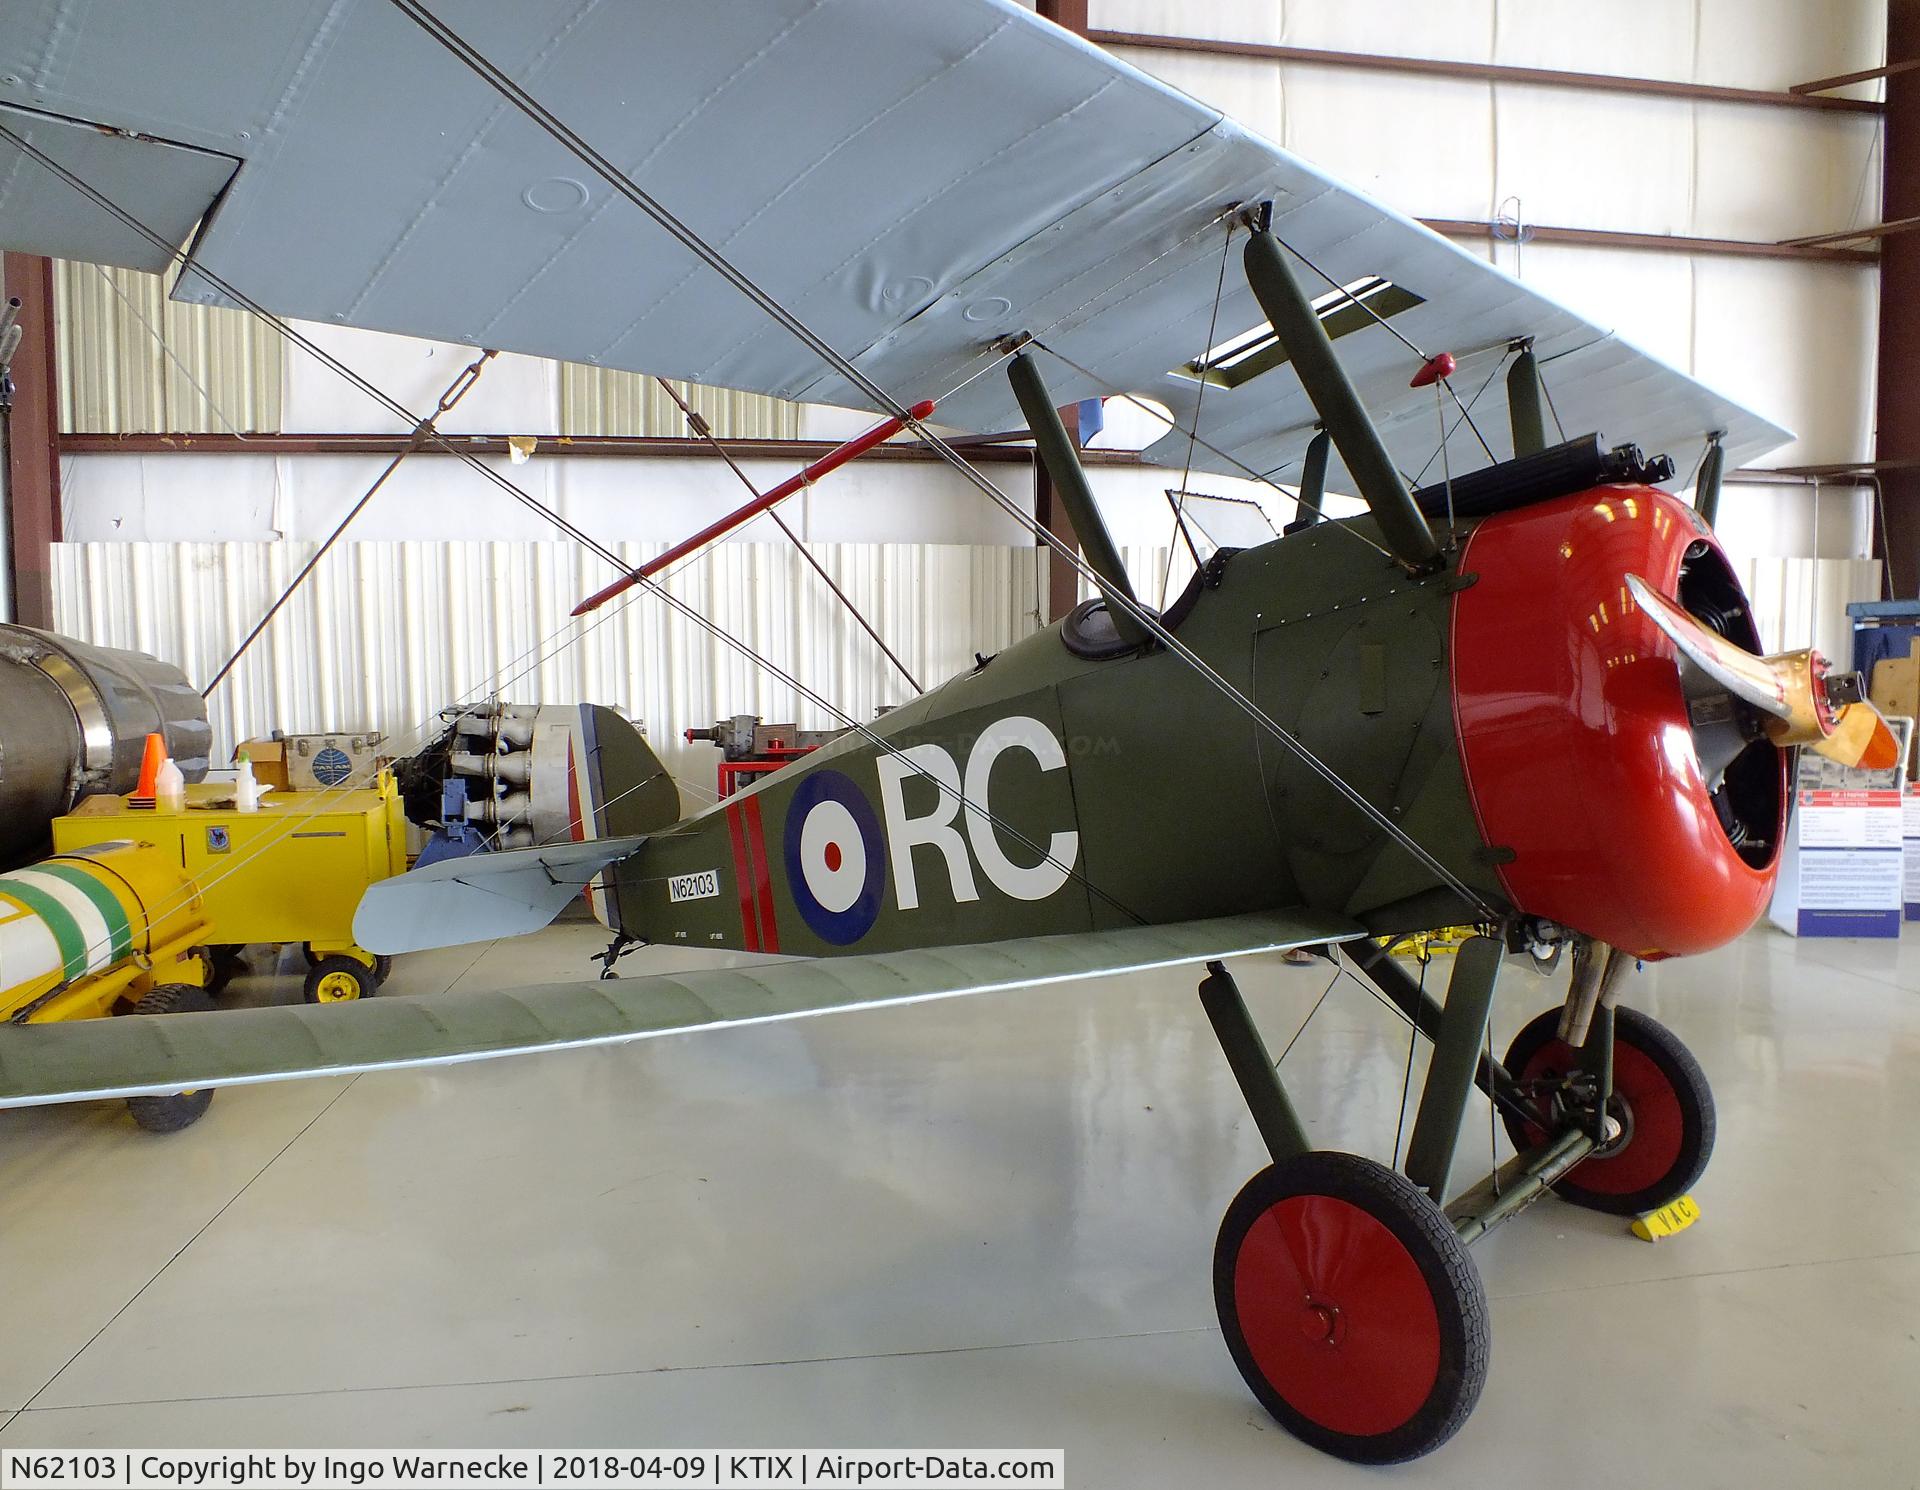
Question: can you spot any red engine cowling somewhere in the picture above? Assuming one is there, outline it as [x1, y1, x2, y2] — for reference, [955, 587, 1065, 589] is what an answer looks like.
[1450, 486, 1787, 959]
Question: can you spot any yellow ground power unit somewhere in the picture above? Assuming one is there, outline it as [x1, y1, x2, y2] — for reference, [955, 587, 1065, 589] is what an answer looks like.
[53, 773, 410, 1005]
[0, 840, 216, 1131]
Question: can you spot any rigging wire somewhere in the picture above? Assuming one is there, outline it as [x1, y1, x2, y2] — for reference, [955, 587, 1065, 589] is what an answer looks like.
[1269, 231, 1431, 364]
[91, 263, 263, 443]
[1031, 339, 1394, 560]
[370, 8, 1499, 920]
[1436, 381, 1456, 536]
[1539, 369, 1568, 443]
[1390, 951, 1427, 1169]
[1276, 962, 1343, 1067]
[0, 136, 1149, 950]
[1159, 218, 1235, 609]
[1, 61, 1497, 929]
[1410, 346, 1515, 488]
[1486, 1014, 1501, 1197]
[202, 348, 497, 698]
[649, 375, 922, 693]
[1267, 227, 1495, 463]
[1438, 378, 1498, 466]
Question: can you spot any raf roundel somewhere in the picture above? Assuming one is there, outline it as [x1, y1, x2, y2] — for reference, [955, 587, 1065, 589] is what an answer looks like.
[783, 770, 886, 945]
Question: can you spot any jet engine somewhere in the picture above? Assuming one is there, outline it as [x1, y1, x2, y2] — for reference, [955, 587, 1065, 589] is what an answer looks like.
[0, 625, 210, 867]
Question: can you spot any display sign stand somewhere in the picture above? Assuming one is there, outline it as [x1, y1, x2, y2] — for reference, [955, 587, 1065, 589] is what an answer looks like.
[1770, 717, 1912, 938]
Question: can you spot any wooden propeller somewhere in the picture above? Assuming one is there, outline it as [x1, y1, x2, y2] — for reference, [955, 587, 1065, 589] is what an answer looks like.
[1626, 573, 1899, 771]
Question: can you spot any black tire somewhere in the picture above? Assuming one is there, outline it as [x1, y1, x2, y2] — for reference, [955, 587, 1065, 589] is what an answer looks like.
[1501, 1005, 1715, 1217]
[124, 983, 216, 1133]
[372, 954, 394, 985]
[201, 944, 247, 996]
[303, 955, 376, 1003]
[1214, 1151, 1489, 1464]
[301, 943, 321, 969]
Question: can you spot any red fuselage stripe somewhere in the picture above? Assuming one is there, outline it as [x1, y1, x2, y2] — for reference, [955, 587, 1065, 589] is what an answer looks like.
[743, 795, 780, 953]
[565, 750, 586, 841]
[726, 804, 761, 952]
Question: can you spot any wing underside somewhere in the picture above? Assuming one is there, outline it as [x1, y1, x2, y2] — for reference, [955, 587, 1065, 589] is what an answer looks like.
[0, 1, 1790, 489]
[351, 833, 650, 954]
[0, 910, 1362, 1107]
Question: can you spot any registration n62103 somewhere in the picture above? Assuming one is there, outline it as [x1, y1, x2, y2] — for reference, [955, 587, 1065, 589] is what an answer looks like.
[668, 870, 720, 902]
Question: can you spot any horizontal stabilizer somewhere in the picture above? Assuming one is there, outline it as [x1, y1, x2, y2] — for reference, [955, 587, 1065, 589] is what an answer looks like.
[352, 836, 649, 954]
[0, 911, 1362, 1107]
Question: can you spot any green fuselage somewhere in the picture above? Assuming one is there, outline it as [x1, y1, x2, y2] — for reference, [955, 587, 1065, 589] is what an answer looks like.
[613, 517, 1507, 959]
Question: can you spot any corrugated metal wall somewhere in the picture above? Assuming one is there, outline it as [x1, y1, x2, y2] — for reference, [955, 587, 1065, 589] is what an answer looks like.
[557, 365, 803, 439]
[54, 261, 283, 434]
[46, 539, 1880, 797]
[54, 261, 805, 439]
[1737, 557, 1882, 668]
[50, 540, 1043, 790]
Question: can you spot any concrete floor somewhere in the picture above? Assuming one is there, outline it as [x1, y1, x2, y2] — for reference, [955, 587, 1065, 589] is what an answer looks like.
[2, 921, 1918, 1485]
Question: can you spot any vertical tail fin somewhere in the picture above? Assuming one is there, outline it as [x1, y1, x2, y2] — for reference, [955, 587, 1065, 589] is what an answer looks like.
[562, 704, 682, 930]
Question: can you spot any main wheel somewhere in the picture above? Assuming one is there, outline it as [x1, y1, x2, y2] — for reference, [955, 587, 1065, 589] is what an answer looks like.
[1214, 1151, 1489, 1464]
[124, 983, 216, 1133]
[1501, 1005, 1714, 1216]
[303, 955, 376, 1003]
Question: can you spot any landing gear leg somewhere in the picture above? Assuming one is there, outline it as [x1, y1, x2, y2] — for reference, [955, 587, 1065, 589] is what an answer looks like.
[595, 934, 641, 980]
[1197, 960, 1308, 1162]
[1401, 935, 1503, 1202]
[1199, 956, 1491, 1463]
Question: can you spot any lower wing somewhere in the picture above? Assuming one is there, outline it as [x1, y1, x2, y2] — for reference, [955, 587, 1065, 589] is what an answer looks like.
[0, 911, 1360, 1107]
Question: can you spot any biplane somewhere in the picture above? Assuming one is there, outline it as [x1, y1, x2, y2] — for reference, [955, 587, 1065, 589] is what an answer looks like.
[0, 0, 1896, 1463]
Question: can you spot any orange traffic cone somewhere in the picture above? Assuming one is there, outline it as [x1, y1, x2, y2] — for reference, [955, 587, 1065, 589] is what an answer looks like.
[128, 732, 165, 809]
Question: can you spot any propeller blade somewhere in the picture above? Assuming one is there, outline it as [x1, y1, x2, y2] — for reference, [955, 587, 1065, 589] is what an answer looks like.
[1626, 573, 1829, 746]
[1626, 574, 1799, 723]
[1810, 702, 1901, 771]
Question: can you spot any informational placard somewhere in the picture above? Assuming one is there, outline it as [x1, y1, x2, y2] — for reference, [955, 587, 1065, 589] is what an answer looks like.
[1771, 717, 1912, 938]
[1905, 786, 1920, 921]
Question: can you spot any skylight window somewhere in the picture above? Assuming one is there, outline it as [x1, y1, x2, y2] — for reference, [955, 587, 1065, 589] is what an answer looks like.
[1175, 276, 1423, 390]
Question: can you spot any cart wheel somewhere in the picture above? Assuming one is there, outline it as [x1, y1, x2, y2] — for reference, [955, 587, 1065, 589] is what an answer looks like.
[1215, 1151, 1489, 1464]
[372, 955, 394, 985]
[125, 983, 216, 1134]
[1501, 1005, 1714, 1217]
[304, 955, 375, 1003]
[202, 944, 247, 996]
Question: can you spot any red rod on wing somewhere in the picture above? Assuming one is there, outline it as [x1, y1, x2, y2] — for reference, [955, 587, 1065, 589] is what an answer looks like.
[570, 398, 938, 616]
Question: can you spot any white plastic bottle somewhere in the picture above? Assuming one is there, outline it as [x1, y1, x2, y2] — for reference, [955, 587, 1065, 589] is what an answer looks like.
[234, 751, 261, 812]
[155, 756, 185, 812]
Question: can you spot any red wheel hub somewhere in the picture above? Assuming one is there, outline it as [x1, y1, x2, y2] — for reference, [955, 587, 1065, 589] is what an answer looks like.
[1516, 1038, 1684, 1196]
[1233, 1194, 1440, 1437]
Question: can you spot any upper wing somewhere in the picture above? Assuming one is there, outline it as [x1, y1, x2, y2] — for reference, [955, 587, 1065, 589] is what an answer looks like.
[351, 834, 650, 954]
[0, 1, 1788, 487]
[0, 910, 1361, 1106]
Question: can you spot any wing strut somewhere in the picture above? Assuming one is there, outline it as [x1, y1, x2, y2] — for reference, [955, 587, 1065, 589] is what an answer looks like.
[1007, 351, 1150, 647]
[1242, 227, 1442, 572]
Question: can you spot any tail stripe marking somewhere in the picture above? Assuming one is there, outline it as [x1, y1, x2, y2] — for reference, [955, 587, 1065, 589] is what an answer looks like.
[725, 803, 761, 952]
[742, 796, 780, 954]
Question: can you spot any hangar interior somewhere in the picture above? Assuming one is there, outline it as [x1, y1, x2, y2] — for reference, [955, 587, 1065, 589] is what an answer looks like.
[0, 0, 1916, 1484]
